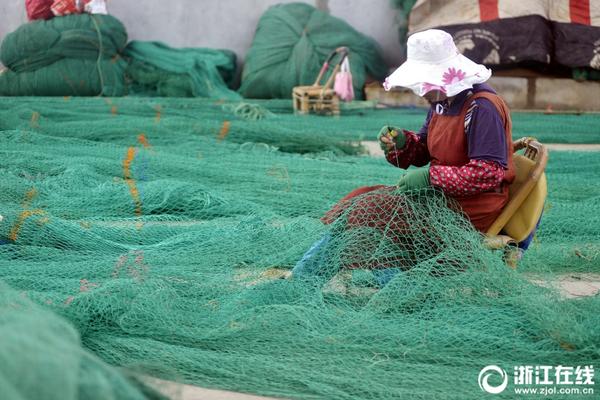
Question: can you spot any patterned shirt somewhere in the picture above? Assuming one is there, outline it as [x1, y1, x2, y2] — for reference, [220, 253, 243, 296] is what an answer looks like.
[386, 84, 508, 197]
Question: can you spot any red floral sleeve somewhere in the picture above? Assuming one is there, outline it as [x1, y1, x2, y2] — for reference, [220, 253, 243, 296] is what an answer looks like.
[385, 131, 431, 169]
[429, 159, 505, 197]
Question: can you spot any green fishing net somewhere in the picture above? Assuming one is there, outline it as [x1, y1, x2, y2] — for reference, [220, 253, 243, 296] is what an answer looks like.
[0, 14, 128, 96]
[0, 282, 161, 400]
[124, 41, 240, 100]
[239, 2, 388, 99]
[0, 97, 598, 158]
[0, 96, 598, 399]
[0, 15, 239, 99]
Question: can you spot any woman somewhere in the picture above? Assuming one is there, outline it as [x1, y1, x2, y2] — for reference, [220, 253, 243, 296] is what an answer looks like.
[292, 29, 515, 282]
[379, 28, 514, 232]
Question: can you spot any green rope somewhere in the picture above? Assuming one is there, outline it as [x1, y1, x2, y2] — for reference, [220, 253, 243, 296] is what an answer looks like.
[90, 15, 106, 96]
[223, 102, 275, 120]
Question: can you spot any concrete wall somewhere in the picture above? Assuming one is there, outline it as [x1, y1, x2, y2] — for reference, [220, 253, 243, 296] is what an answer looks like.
[0, 0, 403, 69]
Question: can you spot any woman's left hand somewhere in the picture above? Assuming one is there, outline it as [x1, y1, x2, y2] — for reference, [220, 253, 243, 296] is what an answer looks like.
[397, 168, 430, 191]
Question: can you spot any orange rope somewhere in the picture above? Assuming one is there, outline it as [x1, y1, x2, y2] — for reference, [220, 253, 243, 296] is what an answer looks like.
[9, 210, 46, 242]
[137, 133, 152, 149]
[123, 147, 143, 217]
[217, 121, 231, 142]
[8, 188, 46, 242]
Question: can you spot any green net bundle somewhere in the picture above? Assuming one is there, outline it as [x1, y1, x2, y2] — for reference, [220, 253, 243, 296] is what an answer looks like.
[0, 96, 599, 399]
[239, 2, 388, 99]
[0, 16, 239, 100]
[124, 41, 241, 100]
[0, 14, 128, 96]
[0, 282, 159, 400]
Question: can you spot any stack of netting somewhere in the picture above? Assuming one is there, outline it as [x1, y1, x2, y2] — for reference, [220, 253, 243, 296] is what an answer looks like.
[0, 14, 128, 96]
[239, 2, 388, 99]
[0, 14, 241, 99]
[0, 282, 159, 400]
[0, 97, 599, 399]
[124, 41, 241, 100]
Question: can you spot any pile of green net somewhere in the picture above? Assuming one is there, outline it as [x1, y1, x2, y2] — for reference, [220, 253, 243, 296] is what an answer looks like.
[239, 2, 388, 99]
[0, 282, 159, 400]
[0, 96, 598, 399]
[0, 3, 390, 101]
[0, 15, 239, 99]
[124, 41, 240, 100]
[0, 14, 128, 96]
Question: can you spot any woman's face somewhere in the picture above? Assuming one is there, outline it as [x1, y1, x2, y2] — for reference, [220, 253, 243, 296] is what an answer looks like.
[423, 90, 448, 104]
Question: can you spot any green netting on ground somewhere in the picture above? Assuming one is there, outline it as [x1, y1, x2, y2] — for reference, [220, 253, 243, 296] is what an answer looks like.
[0, 97, 599, 399]
[0, 282, 160, 400]
[0, 14, 128, 96]
[0, 97, 371, 155]
[520, 151, 600, 272]
[239, 2, 388, 99]
[124, 41, 240, 100]
[0, 97, 599, 160]
[511, 112, 600, 144]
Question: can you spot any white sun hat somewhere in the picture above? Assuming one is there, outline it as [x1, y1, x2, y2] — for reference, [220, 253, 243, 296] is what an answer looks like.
[383, 29, 492, 97]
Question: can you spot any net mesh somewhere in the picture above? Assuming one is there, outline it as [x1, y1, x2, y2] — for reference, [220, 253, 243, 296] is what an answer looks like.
[0, 96, 598, 399]
[0, 97, 599, 157]
[0, 282, 159, 400]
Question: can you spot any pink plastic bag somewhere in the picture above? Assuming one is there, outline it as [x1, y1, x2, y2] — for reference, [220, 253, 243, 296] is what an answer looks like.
[334, 56, 355, 102]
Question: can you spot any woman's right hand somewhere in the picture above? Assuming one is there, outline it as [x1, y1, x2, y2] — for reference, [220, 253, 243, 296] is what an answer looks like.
[377, 125, 406, 153]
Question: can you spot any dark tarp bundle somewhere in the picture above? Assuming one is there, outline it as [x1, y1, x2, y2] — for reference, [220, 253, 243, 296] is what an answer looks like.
[439, 15, 554, 68]
[239, 2, 388, 99]
[124, 41, 241, 100]
[0, 14, 127, 96]
[407, 0, 600, 76]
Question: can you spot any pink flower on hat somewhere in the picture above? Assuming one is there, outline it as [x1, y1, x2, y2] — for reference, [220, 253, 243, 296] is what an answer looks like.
[383, 30, 491, 96]
[442, 67, 466, 85]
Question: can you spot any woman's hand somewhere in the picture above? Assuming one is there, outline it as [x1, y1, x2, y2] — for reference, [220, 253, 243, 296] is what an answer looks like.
[377, 125, 407, 153]
[397, 168, 430, 191]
